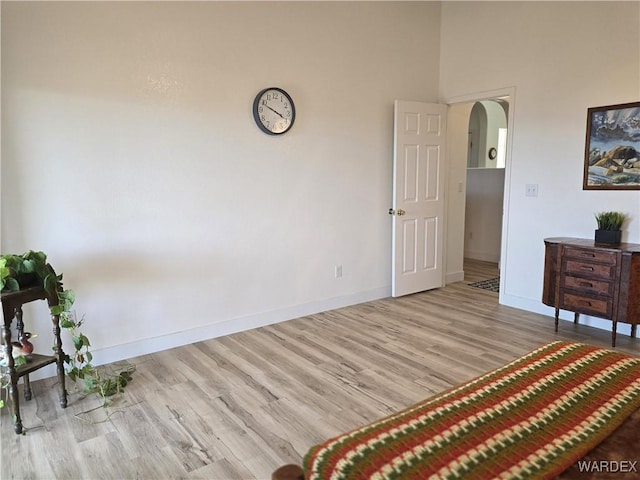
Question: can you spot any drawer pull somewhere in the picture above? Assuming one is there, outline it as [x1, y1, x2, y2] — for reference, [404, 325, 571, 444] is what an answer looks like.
[581, 266, 595, 271]
[579, 281, 594, 288]
[579, 252, 596, 258]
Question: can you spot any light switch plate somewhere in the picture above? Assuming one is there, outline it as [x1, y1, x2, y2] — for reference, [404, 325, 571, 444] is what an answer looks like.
[525, 184, 538, 197]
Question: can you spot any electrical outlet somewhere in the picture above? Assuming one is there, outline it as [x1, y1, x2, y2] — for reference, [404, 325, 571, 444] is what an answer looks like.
[335, 265, 343, 278]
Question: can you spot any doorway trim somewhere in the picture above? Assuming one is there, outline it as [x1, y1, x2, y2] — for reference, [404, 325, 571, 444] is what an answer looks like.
[444, 86, 516, 304]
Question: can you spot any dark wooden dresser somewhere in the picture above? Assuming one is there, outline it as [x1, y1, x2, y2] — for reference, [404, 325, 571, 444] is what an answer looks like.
[543, 237, 640, 346]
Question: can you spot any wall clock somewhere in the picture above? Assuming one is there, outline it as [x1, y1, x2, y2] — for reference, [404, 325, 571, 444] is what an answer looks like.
[253, 87, 296, 135]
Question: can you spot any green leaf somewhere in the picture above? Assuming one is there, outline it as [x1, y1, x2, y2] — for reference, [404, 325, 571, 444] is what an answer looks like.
[4, 255, 21, 272]
[24, 251, 46, 263]
[57, 289, 76, 312]
[86, 351, 93, 363]
[21, 259, 35, 274]
[43, 274, 58, 294]
[72, 335, 83, 351]
[59, 289, 75, 303]
[84, 377, 97, 393]
[14, 355, 27, 366]
[80, 334, 90, 347]
[0, 258, 9, 291]
[5, 278, 19, 291]
[60, 318, 74, 329]
[0, 399, 4, 409]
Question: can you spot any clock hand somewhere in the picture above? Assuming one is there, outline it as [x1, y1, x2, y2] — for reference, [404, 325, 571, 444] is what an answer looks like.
[266, 105, 284, 118]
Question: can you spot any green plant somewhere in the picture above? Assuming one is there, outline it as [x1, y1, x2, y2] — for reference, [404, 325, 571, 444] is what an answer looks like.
[0, 250, 52, 292]
[60, 310, 134, 406]
[59, 311, 94, 386]
[594, 211, 628, 231]
[1, 251, 133, 412]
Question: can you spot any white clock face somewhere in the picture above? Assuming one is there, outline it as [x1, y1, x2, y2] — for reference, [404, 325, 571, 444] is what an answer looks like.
[253, 88, 295, 135]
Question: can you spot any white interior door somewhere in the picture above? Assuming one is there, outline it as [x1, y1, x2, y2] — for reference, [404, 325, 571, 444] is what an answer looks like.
[391, 100, 447, 297]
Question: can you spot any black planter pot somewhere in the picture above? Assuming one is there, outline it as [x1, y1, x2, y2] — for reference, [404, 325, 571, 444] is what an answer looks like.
[595, 229, 622, 245]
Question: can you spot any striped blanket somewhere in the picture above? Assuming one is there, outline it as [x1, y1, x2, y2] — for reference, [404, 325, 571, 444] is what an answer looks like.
[303, 342, 640, 480]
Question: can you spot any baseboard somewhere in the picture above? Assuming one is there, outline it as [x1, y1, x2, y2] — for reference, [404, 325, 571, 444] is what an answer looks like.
[499, 292, 625, 334]
[29, 285, 392, 381]
[446, 270, 465, 284]
[464, 251, 500, 263]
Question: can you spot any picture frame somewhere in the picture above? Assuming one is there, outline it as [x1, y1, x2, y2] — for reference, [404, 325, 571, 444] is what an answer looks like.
[583, 101, 640, 190]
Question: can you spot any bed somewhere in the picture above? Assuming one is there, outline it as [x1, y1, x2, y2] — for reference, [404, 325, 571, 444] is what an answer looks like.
[272, 341, 640, 480]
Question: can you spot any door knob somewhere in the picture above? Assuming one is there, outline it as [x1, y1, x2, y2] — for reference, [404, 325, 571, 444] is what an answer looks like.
[388, 208, 406, 216]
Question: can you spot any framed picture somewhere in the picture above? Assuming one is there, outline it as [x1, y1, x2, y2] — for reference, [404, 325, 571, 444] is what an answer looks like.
[583, 101, 640, 190]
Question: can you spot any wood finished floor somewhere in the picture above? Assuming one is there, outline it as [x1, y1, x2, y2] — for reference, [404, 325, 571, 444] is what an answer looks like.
[2, 259, 638, 480]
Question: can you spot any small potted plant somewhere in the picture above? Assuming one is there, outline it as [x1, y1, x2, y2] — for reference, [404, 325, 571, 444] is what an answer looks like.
[594, 211, 628, 244]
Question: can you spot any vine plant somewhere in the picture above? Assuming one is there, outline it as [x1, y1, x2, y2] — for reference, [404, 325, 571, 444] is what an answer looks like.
[0, 251, 132, 410]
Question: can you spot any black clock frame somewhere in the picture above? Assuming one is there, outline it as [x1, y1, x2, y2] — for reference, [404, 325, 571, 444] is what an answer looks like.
[252, 87, 296, 135]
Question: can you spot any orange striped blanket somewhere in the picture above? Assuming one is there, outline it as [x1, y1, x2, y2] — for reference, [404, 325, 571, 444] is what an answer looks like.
[303, 342, 640, 480]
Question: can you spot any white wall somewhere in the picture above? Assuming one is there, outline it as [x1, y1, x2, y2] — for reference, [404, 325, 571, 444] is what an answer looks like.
[441, 1, 640, 331]
[480, 100, 506, 169]
[4, 1, 640, 374]
[465, 168, 504, 263]
[445, 102, 473, 283]
[1, 1, 442, 375]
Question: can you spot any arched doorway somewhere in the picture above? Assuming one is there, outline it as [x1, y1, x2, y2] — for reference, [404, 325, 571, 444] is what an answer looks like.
[465, 99, 508, 267]
[444, 87, 515, 301]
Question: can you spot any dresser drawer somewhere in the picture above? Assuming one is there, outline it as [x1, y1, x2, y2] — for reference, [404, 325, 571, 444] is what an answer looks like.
[563, 259, 616, 279]
[560, 292, 612, 318]
[561, 275, 613, 296]
[563, 246, 617, 264]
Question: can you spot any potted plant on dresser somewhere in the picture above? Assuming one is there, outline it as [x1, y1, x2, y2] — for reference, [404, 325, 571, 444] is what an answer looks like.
[594, 211, 628, 245]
